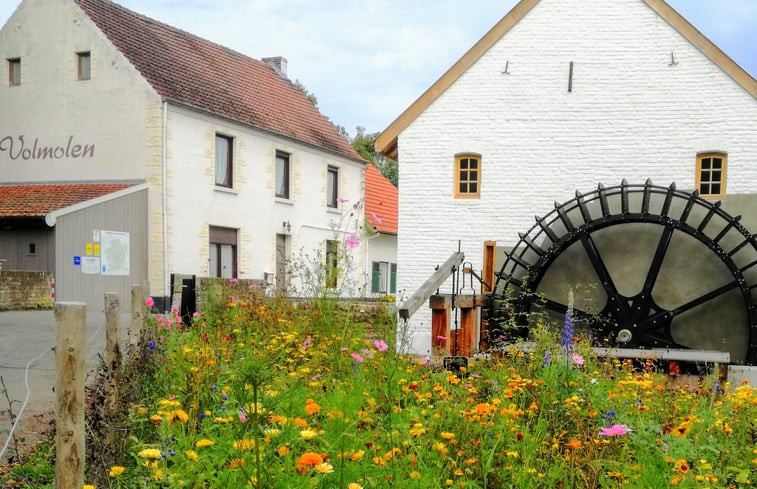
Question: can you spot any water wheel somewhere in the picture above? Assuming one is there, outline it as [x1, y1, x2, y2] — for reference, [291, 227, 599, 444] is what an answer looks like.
[491, 180, 757, 365]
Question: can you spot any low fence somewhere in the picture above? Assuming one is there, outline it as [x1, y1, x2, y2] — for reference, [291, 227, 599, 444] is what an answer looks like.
[0, 270, 53, 310]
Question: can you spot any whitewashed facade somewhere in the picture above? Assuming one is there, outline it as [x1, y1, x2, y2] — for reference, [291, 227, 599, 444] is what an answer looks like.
[1, 0, 366, 308]
[378, 0, 757, 355]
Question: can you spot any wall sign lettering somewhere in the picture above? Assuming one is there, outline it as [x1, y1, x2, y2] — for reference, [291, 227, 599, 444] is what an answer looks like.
[0, 135, 95, 160]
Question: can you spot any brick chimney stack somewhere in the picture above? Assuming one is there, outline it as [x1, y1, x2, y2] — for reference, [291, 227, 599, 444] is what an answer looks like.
[262, 56, 288, 79]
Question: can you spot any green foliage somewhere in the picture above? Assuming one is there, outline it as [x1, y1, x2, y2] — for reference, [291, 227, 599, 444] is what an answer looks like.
[351, 126, 398, 187]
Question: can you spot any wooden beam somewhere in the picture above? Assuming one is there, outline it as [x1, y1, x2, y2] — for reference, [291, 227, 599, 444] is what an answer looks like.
[399, 252, 464, 320]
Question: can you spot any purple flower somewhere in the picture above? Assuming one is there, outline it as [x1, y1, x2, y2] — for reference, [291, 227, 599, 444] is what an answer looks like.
[542, 351, 552, 367]
[345, 235, 360, 250]
[561, 310, 575, 351]
[148, 340, 156, 351]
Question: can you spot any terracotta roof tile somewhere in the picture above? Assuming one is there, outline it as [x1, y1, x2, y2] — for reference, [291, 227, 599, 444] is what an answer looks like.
[0, 183, 132, 218]
[365, 164, 398, 235]
[75, 0, 362, 161]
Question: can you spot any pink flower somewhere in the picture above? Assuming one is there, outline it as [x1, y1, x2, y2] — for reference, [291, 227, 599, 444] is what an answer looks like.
[337, 197, 348, 203]
[374, 340, 388, 352]
[302, 336, 313, 351]
[345, 235, 360, 250]
[192, 312, 201, 318]
[436, 335, 447, 341]
[239, 414, 247, 423]
[229, 278, 239, 284]
[599, 424, 630, 437]
[144, 297, 155, 308]
[350, 353, 364, 363]
[370, 211, 382, 225]
[571, 353, 585, 365]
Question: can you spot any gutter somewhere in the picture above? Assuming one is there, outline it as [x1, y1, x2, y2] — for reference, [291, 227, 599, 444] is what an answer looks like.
[161, 101, 169, 304]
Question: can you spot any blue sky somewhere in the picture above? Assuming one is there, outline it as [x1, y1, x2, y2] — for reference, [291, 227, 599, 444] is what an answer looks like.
[2, 1, 755, 137]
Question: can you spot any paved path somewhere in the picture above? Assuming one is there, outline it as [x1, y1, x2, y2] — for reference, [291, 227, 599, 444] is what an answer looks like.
[0, 308, 134, 461]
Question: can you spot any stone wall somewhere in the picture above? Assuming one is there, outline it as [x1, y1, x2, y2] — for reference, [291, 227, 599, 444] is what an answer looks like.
[0, 270, 53, 310]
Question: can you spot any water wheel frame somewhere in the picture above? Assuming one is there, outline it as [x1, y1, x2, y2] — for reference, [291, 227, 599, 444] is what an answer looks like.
[491, 180, 757, 365]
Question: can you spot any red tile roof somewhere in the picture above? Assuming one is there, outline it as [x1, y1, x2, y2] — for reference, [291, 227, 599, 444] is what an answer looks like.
[0, 183, 132, 218]
[365, 164, 398, 235]
[75, 0, 362, 162]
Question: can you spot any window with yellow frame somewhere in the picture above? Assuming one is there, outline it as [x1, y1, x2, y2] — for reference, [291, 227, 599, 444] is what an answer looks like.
[454, 153, 481, 198]
[696, 152, 727, 199]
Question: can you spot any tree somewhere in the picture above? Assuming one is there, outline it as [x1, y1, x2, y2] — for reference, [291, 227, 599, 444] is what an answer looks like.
[351, 127, 398, 187]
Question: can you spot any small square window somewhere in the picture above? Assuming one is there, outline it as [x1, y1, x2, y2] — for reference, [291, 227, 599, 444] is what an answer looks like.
[454, 153, 481, 199]
[28, 243, 36, 255]
[77, 52, 91, 80]
[275, 151, 290, 199]
[215, 134, 233, 187]
[696, 152, 727, 200]
[8, 58, 20, 86]
[327, 166, 338, 208]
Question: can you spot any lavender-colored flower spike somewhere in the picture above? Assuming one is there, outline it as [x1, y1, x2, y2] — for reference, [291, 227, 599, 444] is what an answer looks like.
[561, 289, 575, 351]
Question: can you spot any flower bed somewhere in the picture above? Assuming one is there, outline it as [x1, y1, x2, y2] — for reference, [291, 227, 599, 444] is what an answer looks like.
[90, 283, 756, 488]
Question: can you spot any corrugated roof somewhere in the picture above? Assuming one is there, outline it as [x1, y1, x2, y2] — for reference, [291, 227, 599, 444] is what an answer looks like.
[0, 183, 132, 218]
[74, 0, 362, 162]
[365, 164, 398, 235]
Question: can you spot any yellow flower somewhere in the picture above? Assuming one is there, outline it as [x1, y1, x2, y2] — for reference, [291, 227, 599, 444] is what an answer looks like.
[83, 485, 96, 489]
[440, 432, 455, 440]
[196, 439, 215, 448]
[300, 429, 318, 440]
[108, 466, 125, 477]
[410, 470, 421, 478]
[185, 450, 198, 461]
[136, 406, 148, 416]
[314, 462, 334, 474]
[347, 484, 364, 489]
[168, 409, 189, 425]
[137, 448, 162, 459]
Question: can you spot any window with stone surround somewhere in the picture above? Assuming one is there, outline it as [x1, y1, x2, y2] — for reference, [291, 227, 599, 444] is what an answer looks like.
[327, 165, 339, 208]
[215, 134, 233, 188]
[276, 151, 290, 199]
[454, 153, 481, 199]
[77, 52, 91, 80]
[696, 152, 727, 199]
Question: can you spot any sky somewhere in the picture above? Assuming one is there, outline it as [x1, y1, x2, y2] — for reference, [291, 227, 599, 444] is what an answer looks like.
[1, 0, 755, 138]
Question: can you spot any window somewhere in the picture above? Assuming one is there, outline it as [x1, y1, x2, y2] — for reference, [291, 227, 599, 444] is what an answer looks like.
[28, 243, 36, 256]
[215, 134, 233, 187]
[371, 261, 397, 294]
[8, 58, 20, 86]
[209, 226, 237, 278]
[454, 153, 481, 198]
[327, 166, 338, 208]
[326, 240, 338, 288]
[275, 151, 290, 199]
[696, 152, 727, 199]
[77, 52, 91, 80]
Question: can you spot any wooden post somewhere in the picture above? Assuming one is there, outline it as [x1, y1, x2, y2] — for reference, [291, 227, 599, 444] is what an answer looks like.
[131, 284, 145, 342]
[104, 293, 121, 455]
[54, 302, 86, 489]
[430, 295, 451, 357]
[458, 307, 476, 357]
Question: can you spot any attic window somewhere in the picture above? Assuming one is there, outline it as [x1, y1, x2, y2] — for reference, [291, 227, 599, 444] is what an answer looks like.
[454, 153, 481, 199]
[77, 52, 91, 80]
[8, 58, 20, 86]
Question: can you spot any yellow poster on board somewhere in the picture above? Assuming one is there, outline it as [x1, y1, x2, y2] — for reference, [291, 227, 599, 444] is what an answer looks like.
[94, 243, 101, 256]
[85, 242, 93, 255]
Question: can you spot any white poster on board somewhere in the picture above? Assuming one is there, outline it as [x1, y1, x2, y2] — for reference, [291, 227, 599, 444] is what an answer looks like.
[81, 256, 100, 274]
[101, 230, 130, 276]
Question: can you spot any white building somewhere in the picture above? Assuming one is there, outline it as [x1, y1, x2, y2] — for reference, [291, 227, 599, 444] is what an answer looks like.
[0, 0, 367, 310]
[376, 0, 757, 361]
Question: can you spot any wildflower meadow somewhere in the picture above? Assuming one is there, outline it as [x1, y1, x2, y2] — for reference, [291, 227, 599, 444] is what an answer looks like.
[3, 280, 757, 488]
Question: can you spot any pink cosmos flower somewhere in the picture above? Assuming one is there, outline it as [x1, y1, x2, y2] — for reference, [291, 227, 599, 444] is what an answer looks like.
[599, 424, 630, 437]
[239, 414, 247, 423]
[350, 352, 364, 363]
[374, 340, 388, 352]
[345, 235, 360, 250]
[571, 353, 585, 365]
[172, 307, 179, 315]
[302, 336, 313, 351]
[337, 197, 349, 203]
[229, 278, 239, 284]
[370, 211, 383, 225]
[144, 297, 155, 308]
[436, 335, 447, 341]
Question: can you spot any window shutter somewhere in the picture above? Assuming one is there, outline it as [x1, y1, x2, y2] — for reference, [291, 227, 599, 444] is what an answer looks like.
[390, 263, 397, 293]
[371, 262, 380, 292]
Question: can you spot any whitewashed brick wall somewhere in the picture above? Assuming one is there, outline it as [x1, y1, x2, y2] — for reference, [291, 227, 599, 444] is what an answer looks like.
[396, 0, 757, 355]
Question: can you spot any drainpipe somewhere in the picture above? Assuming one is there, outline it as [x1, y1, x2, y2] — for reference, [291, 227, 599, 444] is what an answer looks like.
[161, 101, 169, 311]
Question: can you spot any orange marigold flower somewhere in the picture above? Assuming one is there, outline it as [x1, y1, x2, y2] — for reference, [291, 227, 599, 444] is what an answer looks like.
[297, 452, 324, 467]
[293, 417, 308, 429]
[565, 439, 582, 449]
[305, 399, 321, 416]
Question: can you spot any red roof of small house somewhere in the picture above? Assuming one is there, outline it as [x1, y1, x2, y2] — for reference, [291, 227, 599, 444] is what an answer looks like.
[74, 0, 362, 162]
[365, 164, 398, 235]
[0, 183, 133, 218]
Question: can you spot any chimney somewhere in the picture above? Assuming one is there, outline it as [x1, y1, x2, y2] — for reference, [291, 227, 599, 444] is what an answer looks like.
[262, 56, 288, 78]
